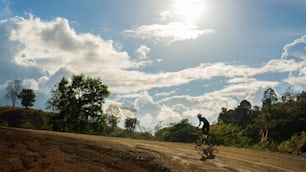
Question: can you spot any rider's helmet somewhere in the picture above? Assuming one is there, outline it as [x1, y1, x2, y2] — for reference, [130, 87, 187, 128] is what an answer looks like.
[197, 114, 201, 118]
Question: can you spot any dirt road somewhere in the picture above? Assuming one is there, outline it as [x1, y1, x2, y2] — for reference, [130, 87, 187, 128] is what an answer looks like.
[0, 127, 305, 171]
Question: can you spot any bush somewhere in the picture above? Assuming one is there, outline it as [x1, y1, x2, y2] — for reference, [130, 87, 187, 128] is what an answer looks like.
[0, 106, 54, 130]
[212, 123, 251, 147]
[154, 119, 196, 143]
[278, 132, 306, 154]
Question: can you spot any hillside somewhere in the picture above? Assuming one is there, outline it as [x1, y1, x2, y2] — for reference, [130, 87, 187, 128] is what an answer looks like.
[1, 127, 305, 172]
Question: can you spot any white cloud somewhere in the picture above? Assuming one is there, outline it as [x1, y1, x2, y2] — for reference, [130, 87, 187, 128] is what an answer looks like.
[136, 45, 150, 59]
[138, 113, 154, 129]
[134, 45, 153, 67]
[280, 35, 306, 90]
[22, 79, 39, 90]
[9, 16, 139, 75]
[155, 90, 177, 97]
[281, 35, 306, 60]
[124, 22, 214, 44]
[157, 105, 182, 122]
[134, 91, 154, 109]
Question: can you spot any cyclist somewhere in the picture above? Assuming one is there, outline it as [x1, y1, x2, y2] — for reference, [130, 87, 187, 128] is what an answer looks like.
[196, 114, 210, 137]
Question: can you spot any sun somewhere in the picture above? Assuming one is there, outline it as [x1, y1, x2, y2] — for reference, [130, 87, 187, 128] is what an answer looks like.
[172, 0, 208, 24]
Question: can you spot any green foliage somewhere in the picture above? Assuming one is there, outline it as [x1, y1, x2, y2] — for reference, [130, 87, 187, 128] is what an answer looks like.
[211, 123, 251, 147]
[217, 87, 306, 153]
[155, 119, 195, 143]
[23, 122, 34, 129]
[218, 100, 257, 128]
[116, 130, 155, 140]
[0, 106, 54, 130]
[46, 74, 110, 135]
[106, 127, 154, 140]
[125, 118, 137, 132]
[278, 132, 306, 154]
[18, 89, 36, 109]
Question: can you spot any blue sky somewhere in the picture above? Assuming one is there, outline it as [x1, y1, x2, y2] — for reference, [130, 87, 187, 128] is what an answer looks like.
[1, 0, 306, 130]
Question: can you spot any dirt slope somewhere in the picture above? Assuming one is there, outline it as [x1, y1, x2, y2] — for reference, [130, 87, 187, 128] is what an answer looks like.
[0, 127, 305, 172]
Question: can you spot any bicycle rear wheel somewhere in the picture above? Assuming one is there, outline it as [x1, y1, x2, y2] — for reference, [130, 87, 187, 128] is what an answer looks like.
[207, 134, 216, 147]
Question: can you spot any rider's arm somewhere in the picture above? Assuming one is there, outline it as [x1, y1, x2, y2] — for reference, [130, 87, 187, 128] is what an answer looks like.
[197, 120, 201, 128]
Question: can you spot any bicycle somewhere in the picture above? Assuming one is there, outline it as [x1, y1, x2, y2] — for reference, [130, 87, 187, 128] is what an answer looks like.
[195, 127, 216, 147]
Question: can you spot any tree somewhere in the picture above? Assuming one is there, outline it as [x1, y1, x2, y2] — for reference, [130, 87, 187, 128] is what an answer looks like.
[18, 89, 36, 109]
[259, 88, 278, 144]
[125, 118, 137, 132]
[235, 100, 253, 128]
[262, 88, 278, 111]
[46, 74, 110, 134]
[106, 104, 120, 132]
[5, 80, 22, 107]
[218, 100, 254, 128]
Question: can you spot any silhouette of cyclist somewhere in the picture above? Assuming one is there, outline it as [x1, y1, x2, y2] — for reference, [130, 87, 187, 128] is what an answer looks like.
[197, 114, 210, 136]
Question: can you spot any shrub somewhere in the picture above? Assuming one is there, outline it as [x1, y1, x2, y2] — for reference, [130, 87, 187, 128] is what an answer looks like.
[278, 132, 306, 154]
[212, 123, 251, 147]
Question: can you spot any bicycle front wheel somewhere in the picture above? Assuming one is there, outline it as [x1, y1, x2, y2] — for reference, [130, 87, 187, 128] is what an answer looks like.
[195, 134, 203, 146]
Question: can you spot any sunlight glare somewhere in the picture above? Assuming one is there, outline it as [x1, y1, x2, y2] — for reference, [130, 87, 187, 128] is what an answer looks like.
[172, 0, 208, 24]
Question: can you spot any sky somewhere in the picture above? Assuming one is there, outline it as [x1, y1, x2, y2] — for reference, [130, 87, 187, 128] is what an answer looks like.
[1, 0, 306, 131]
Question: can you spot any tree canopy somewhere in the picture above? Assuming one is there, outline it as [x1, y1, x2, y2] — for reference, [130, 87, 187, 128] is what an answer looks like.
[216, 87, 306, 152]
[18, 89, 36, 109]
[46, 74, 110, 135]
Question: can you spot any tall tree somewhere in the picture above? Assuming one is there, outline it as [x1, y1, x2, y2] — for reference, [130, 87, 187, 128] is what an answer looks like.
[18, 89, 36, 109]
[262, 88, 278, 111]
[5, 80, 22, 107]
[46, 74, 110, 134]
[106, 104, 120, 132]
[235, 100, 252, 128]
[259, 88, 278, 144]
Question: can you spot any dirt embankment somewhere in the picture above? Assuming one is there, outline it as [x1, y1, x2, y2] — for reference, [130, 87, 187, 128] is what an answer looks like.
[1, 127, 306, 172]
[0, 127, 169, 172]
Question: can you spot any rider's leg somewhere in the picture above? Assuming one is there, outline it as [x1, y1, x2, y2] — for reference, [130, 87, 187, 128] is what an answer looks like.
[201, 127, 206, 138]
[202, 127, 208, 140]
[204, 122, 210, 137]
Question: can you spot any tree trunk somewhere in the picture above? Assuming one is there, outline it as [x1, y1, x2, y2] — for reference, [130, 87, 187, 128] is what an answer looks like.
[260, 128, 269, 144]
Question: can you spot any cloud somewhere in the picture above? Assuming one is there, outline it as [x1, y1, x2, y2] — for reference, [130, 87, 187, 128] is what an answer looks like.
[280, 35, 306, 90]
[123, 22, 214, 44]
[155, 90, 177, 97]
[138, 113, 154, 130]
[136, 45, 150, 59]
[157, 105, 182, 122]
[281, 35, 306, 60]
[8, 16, 140, 74]
[134, 45, 153, 67]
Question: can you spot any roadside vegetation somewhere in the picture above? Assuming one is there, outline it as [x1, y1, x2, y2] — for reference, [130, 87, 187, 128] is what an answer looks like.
[0, 75, 305, 154]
